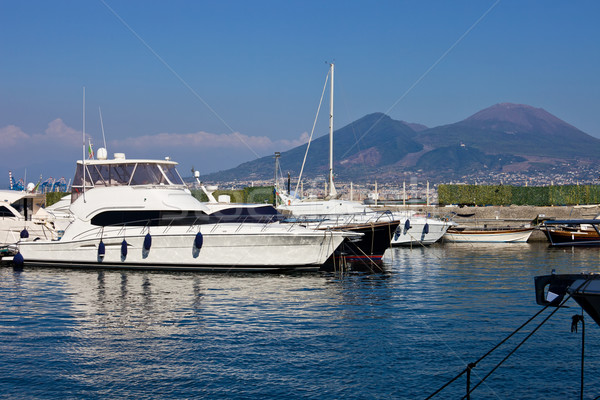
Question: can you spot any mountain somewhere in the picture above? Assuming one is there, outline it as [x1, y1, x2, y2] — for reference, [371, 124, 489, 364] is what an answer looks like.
[414, 144, 527, 173]
[203, 103, 600, 183]
[416, 103, 599, 158]
[205, 112, 422, 181]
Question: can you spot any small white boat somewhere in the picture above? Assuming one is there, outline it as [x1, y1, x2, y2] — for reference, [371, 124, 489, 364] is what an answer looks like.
[0, 190, 58, 245]
[443, 226, 534, 243]
[14, 150, 354, 272]
[390, 212, 452, 246]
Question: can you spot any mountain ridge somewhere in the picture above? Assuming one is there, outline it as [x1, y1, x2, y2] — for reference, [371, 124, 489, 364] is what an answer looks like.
[203, 103, 600, 183]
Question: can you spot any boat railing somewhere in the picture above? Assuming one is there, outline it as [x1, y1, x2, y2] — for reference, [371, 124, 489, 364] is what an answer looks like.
[284, 210, 397, 230]
[69, 213, 293, 241]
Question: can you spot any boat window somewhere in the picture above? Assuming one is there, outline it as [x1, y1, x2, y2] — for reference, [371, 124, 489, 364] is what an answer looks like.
[72, 163, 96, 188]
[10, 200, 24, 214]
[0, 205, 15, 218]
[113, 164, 135, 185]
[70, 161, 184, 203]
[88, 164, 110, 186]
[162, 164, 185, 185]
[91, 210, 213, 226]
[209, 205, 284, 223]
[130, 163, 165, 185]
[72, 165, 83, 188]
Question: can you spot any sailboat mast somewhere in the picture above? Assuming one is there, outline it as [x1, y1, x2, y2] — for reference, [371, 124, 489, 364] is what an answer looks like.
[328, 63, 337, 198]
[82, 87, 86, 202]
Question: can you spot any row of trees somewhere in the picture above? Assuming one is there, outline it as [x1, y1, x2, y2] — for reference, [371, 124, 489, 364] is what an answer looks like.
[438, 184, 600, 206]
[191, 186, 275, 204]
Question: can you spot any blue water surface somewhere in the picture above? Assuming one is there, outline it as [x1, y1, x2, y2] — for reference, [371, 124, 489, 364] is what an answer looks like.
[1, 242, 599, 399]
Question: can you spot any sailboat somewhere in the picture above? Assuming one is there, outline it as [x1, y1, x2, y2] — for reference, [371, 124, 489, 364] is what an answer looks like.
[277, 64, 400, 267]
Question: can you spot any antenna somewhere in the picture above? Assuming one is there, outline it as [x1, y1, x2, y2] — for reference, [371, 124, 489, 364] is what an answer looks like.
[274, 152, 280, 206]
[99, 106, 108, 152]
[82, 87, 86, 202]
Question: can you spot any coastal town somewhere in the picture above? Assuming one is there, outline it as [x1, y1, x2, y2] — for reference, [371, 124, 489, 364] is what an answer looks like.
[197, 161, 600, 206]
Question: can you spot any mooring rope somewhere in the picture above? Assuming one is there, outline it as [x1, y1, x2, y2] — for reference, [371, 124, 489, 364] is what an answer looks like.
[426, 278, 600, 400]
[426, 281, 585, 400]
[460, 300, 567, 399]
[346, 238, 380, 274]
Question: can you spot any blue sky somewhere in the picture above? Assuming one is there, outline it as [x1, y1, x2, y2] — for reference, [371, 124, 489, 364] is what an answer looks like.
[1, 0, 599, 184]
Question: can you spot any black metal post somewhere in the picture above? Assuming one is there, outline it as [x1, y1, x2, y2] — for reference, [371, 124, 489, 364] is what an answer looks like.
[466, 363, 474, 400]
[581, 314, 585, 400]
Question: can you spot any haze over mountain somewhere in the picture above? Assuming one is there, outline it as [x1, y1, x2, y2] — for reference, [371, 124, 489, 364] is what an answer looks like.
[203, 103, 600, 183]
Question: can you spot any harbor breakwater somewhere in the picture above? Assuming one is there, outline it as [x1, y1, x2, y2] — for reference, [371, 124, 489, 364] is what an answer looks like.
[385, 204, 600, 242]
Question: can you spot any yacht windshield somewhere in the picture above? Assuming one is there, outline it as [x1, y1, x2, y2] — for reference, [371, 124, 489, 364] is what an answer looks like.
[130, 163, 165, 185]
[162, 164, 185, 185]
[71, 161, 184, 202]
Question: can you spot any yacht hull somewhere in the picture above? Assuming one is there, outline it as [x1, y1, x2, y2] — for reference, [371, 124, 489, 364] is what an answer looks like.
[390, 218, 450, 246]
[320, 220, 400, 269]
[16, 227, 345, 272]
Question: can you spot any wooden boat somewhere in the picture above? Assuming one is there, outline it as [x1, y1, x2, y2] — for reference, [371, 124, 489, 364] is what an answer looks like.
[541, 219, 600, 246]
[443, 226, 534, 243]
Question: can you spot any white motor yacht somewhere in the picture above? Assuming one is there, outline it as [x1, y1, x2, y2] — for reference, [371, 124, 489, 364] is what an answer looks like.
[14, 150, 353, 272]
[0, 189, 58, 245]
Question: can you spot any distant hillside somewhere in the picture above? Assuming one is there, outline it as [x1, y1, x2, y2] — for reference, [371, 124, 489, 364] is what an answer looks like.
[205, 113, 421, 181]
[203, 103, 600, 183]
[415, 144, 527, 173]
[416, 103, 600, 157]
[402, 121, 428, 132]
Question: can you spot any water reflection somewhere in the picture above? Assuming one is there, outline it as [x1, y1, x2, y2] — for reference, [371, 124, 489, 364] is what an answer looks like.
[1, 242, 599, 399]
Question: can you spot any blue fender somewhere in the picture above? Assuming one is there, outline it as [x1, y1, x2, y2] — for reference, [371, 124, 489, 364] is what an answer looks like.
[13, 252, 24, 266]
[121, 240, 128, 260]
[194, 232, 203, 249]
[143, 233, 152, 251]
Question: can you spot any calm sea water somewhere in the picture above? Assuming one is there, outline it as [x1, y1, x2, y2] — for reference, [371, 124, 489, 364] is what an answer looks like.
[1, 242, 599, 399]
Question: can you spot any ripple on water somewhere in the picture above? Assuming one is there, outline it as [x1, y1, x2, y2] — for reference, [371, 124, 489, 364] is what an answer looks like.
[0, 243, 599, 399]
